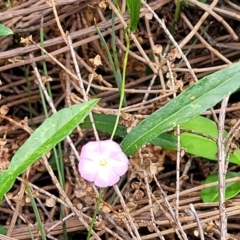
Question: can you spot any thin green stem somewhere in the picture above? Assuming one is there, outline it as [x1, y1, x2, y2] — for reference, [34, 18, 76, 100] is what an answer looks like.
[27, 224, 35, 240]
[111, 0, 127, 107]
[111, 29, 130, 139]
[86, 189, 104, 240]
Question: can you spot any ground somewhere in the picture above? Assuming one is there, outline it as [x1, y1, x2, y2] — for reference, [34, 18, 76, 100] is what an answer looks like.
[0, 0, 240, 239]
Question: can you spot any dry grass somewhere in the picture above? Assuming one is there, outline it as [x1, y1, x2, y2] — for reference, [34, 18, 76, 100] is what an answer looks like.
[1, 0, 240, 239]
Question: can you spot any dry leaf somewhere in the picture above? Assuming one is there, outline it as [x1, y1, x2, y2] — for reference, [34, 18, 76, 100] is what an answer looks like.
[46, 197, 56, 207]
[0, 105, 9, 115]
[153, 44, 163, 56]
[89, 54, 102, 67]
[20, 35, 32, 46]
[99, 1, 107, 10]
[145, 13, 153, 19]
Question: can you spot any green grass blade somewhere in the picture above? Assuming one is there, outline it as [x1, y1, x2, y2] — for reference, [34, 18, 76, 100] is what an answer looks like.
[26, 185, 47, 240]
[126, 0, 141, 32]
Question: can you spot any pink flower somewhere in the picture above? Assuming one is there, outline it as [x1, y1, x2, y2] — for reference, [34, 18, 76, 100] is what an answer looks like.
[78, 140, 129, 188]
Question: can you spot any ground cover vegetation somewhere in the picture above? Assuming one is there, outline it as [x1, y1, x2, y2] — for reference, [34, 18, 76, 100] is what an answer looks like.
[1, 0, 240, 239]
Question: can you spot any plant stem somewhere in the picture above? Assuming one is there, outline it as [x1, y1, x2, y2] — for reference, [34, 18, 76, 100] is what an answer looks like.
[86, 189, 104, 240]
[111, 29, 130, 139]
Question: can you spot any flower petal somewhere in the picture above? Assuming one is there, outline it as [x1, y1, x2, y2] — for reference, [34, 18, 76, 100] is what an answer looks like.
[94, 166, 120, 187]
[80, 141, 101, 162]
[78, 140, 129, 187]
[79, 158, 100, 182]
[98, 140, 123, 158]
[109, 161, 128, 177]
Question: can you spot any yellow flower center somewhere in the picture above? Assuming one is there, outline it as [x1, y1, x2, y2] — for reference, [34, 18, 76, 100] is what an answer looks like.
[99, 159, 108, 167]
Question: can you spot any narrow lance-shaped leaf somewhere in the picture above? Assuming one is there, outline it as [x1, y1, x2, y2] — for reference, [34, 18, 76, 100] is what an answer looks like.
[121, 62, 240, 156]
[0, 99, 99, 201]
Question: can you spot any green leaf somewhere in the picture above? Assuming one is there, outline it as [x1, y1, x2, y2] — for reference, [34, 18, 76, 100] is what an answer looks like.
[81, 114, 177, 149]
[126, 0, 141, 32]
[181, 132, 217, 159]
[82, 114, 240, 164]
[81, 114, 127, 138]
[0, 24, 13, 36]
[150, 133, 177, 150]
[181, 116, 221, 137]
[0, 100, 99, 201]
[180, 116, 240, 165]
[229, 150, 240, 165]
[201, 172, 240, 202]
[121, 62, 240, 156]
[0, 225, 7, 235]
[180, 116, 225, 160]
